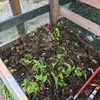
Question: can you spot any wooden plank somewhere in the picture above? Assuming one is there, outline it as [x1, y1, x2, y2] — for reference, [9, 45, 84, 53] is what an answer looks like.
[9, 0, 22, 15]
[0, 59, 28, 100]
[49, 0, 59, 24]
[59, 5, 100, 37]
[0, 4, 49, 32]
[9, 0, 26, 35]
[80, 0, 100, 9]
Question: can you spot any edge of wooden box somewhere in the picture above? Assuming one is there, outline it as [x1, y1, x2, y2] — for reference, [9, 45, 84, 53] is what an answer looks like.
[0, 58, 28, 100]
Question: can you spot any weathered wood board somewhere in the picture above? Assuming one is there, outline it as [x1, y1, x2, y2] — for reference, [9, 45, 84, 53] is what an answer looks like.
[80, 0, 100, 9]
[49, 0, 59, 24]
[0, 4, 49, 32]
[59, 5, 100, 37]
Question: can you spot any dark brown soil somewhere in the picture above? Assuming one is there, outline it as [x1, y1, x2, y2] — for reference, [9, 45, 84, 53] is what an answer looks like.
[0, 23, 100, 100]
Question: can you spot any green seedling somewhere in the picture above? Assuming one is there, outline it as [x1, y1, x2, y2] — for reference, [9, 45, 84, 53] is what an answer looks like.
[59, 46, 66, 51]
[51, 72, 67, 90]
[74, 67, 83, 77]
[63, 62, 87, 79]
[76, 33, 80, 36]
[34, 74, 48, 84]
[64, 62, 75, 75]
[42, 36, 47, 41]
[73, 67, 87, 79]
[89, 57, 98, 65]
[52, 59, 58, 68]
[74, 42, 79, 47]
[0, 84, 14, 100]
[51, 28, 60, 41]
[51, 53, 65, 68]
[24, 54, 31, 59]
[10, 45, 15, 51]
[74, 51, 83, 57]
[21, 79, 39, 95]
[31, 58, 47, 73]
[4, 59, 8, 63]
[19, 54, 32, 65]
[56, 54, 64, 60]
[19, 58, 32, 65]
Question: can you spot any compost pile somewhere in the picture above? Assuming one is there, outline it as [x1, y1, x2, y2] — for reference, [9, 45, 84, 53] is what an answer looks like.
[0, 23, 100, 100]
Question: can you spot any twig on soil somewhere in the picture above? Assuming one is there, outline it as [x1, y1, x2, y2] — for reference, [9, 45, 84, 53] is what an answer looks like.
[88, 68, 94, 74]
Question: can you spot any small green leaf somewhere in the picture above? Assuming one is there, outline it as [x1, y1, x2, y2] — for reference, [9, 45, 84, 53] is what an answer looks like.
[89, 57, 98, 65]
[10, 46, 15, 51]
[59, 46, 66, 51]
[74, 51, 83, 57]
[64, 62, 73, 75]
[51, 72, 58, 90]
[74, 42, 78, 47]
[74, 67, 82, 77]
[56, 54, 64, 59]
[51, 28, 60, 41]
[4, 59, 8, 63]
[83, 73, 87, 79]
[42, 36, 47, 41]
[21, 79, 39, 94]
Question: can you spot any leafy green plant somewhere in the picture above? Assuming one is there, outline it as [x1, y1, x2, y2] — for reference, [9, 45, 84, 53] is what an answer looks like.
[31, 58, 47, 73]
[63, 62, 87, 79]
[74, 51, 83, 57]
[89, 57, 98, 65]
[51, 59, 58, 68]
[73, 67, 83, 77]
[34, 74, 48, 84]
[42, 35, 47, 41]
[51, 72, 67, 90]
[10, 45, 15, 51]
[51, 53, 65, 68]
[74, 42, 79, 47]
[51, 28, 60, 41]
[56, 54, 64, 59]
[19, 54, 32, 65]
[64, 62, 75, 75]
[73, 67, 87, 79]
[4, 59, 8, 63]
[59, 46, 66, 51]
[21, 79, 39, 95]
[0, 84, 14, 100]
[24, 54, 31, 59]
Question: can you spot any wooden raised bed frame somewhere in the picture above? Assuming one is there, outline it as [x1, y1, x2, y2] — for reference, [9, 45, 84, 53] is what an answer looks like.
[0, 0, 100, 100]
[50, 0, 100, 37]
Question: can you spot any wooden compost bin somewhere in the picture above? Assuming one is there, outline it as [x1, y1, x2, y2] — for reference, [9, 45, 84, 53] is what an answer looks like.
[0, 0, 100, 100]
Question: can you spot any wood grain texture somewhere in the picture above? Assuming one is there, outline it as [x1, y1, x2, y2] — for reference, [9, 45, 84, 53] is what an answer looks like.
[49, 0, 59, 24]
[9, 0, 26, 35]
[59, 5, 100, 37]
[9, 0, 21, 15]
[80, 0, 100, 9]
